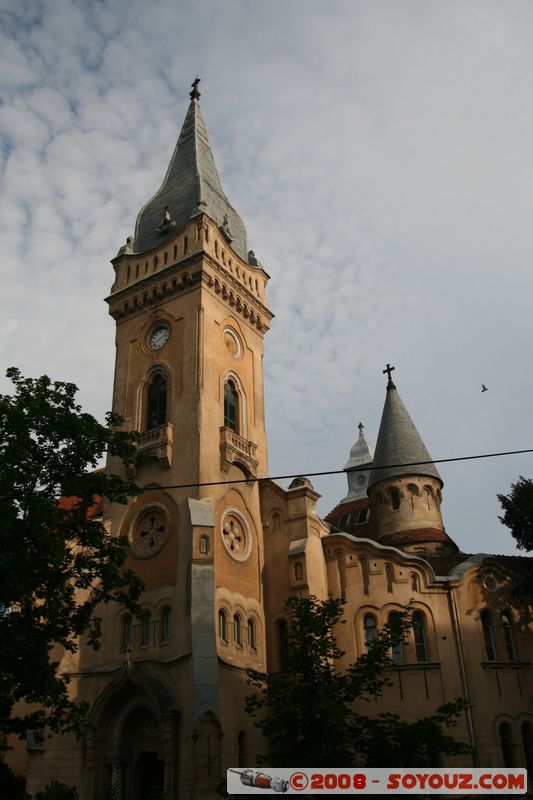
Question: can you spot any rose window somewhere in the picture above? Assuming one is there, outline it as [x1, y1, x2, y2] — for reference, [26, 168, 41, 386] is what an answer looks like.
[221, 509, 252, 561]
[132, 508, 168, 558]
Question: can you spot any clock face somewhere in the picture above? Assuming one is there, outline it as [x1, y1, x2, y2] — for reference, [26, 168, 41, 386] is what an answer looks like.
[149, 324, 170, 351]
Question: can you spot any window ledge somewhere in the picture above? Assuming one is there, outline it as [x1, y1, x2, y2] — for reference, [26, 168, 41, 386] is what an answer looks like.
[482, 661, 530, 669]
[386, 661, 441, 670]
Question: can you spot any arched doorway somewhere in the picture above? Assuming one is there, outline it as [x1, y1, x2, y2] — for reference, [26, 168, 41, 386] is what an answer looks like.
[86, 670, 178, 800]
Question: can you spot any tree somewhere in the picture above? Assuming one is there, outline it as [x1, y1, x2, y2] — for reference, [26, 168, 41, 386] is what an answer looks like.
[498, 476, 533, 552]
[0, 368, 143, 744]
[497, 476, 533, 602]
[246, 595, 469, 768]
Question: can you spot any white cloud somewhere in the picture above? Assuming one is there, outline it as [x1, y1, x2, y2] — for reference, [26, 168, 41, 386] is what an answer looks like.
[1, 0, 533, 556]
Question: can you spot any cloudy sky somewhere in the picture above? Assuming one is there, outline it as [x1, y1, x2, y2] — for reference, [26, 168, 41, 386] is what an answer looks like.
[1, 0, 532, 556]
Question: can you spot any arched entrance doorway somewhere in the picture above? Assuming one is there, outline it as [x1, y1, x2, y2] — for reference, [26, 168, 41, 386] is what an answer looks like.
[86, 668, 178, 800]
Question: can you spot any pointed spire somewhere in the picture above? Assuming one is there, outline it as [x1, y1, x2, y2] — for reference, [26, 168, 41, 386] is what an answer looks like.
[133, 80, 247, 258]
[368, 371, 442, 489]
[339, 421, 375, 504]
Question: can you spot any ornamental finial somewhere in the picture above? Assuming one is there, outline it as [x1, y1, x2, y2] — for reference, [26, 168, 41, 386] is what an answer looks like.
[190, 76, 201, 100]
[383, 363, 396, 389]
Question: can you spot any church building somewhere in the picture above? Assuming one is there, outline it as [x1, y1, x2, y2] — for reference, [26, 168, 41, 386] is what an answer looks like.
[21, 80, 533, 799]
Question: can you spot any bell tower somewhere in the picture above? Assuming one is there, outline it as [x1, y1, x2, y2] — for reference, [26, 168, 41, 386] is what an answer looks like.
[100, 79, 273, 799]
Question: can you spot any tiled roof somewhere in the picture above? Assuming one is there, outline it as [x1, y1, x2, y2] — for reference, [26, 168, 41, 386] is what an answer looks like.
[58, 494, 103, 520]
[134, 96, 247, 259]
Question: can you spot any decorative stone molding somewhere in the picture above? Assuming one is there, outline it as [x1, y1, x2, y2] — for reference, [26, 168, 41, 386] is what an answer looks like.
[219, 426, 258, 477]
[135, 422, 174, 470]
[220, 508, 252, 562]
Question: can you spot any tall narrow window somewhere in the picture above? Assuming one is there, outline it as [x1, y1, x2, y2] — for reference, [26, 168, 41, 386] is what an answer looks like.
[389, 612, 404, 665]
[501, 612, 517, 661]
[360, 557, 369, 596]
[481, 610, 496, 661]
[413, 611, 428, 662]
[390, 488, 400, 510]
[233, 614, 242, 647]
[247, 618, 256, 650]
[121, 614, 132, 651]
[140, 611, 152, 646]
[278, 620, 289, 671]
[521, 722, 533, 774]
[500, 722, 514, 767]
[218, 609, 227, 643]
[363, 614, 377, 650]
[238, 731, 247, 768]
[160, 607, 171, 643]
[224, 380, 239, 432]
[410, 573, 419, 592]
[147, 373, 167, 430]
[385, 563, 394, 593]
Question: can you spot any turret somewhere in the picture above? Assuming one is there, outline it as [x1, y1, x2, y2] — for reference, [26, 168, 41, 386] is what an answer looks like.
[367, 365, 457, 555]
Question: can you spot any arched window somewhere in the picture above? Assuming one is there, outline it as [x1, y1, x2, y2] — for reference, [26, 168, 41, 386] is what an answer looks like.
[224, 380, 239, 432]
[120, 614, 132, 651]
[147, 373, 167, 430]
[413, 611, 428, 662]
[294, 562, 303, 581]
[390, 488, 400, 510]
[140, 610, 152, 646]
[238, 730, 247, 768]
[363, 614, 377, 650]
[277, 620, 289, 671]
[218, 609, 227, 643]
[389, 612, 404, 665]
[410, 573, 419, 592]
[521, 722, 533, 774]
[385, 563, 394, 593]
[501, 612, 517, 661]
[247, 618, 256, 650]
[500, 722, 514, 767]
[481, 610, 496, 661]
[233, 614, 242, 647]
[160, 607, 171, 643]
[200, 535, 209, 555]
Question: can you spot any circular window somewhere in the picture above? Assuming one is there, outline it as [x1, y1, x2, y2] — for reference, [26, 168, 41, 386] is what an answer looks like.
[130, 506, 169, 558]
[221, 508, 252, 561]
[147, 323, 170, 351]
[482, 573, 499, 593]
[223, 327, 242, 359]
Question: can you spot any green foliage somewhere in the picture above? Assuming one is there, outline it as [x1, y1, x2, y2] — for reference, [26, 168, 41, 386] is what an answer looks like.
[0, 760, 29, 799]
[246, 595, 470, 768]
[35, 782, 78, 800]
[0, 368, 143, 743]
[497, 476, 533, 602]
[498, 476, 533, 551]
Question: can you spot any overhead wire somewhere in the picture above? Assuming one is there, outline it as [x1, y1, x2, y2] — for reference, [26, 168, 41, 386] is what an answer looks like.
[139, 446, 533, 491]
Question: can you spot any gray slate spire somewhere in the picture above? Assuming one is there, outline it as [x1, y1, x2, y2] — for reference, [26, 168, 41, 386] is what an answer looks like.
[368, 380, 442, 489]
[134, 83, 247, 258]
[340, 422, 374, 503]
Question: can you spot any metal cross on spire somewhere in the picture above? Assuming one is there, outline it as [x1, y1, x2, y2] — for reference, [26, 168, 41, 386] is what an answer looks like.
[383, 363, 396, 389]
[190, 76, 201, 100]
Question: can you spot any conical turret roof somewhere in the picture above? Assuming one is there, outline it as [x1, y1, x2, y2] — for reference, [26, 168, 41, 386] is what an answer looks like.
[134, 80, 247, 258]
[368, 377, 442, 489]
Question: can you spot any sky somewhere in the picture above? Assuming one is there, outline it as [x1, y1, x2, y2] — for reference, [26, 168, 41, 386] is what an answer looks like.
[1, 0, 532, 557]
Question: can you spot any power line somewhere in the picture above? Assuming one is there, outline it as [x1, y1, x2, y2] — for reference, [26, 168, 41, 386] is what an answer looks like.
[140, 447, 533, 492]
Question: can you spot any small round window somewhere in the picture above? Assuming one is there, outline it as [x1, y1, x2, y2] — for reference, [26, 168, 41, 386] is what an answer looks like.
[482, 573, 499, 593]
[223, 327, 242, 359]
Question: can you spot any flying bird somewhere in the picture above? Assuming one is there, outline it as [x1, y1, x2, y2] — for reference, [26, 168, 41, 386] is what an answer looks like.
[481, 384, 488, 392]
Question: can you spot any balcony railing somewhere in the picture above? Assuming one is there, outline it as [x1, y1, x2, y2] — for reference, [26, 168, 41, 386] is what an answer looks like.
[135, 422, 174, 471]
[220, 426, 258, 477]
